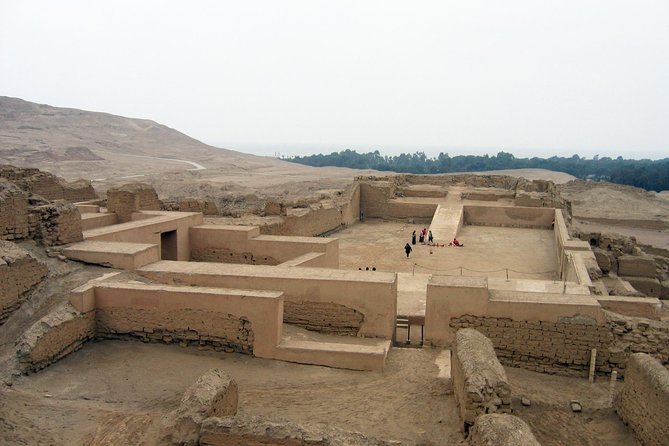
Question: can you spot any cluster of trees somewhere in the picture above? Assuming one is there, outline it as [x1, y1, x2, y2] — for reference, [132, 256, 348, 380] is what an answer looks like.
[286, 150, 669, 192]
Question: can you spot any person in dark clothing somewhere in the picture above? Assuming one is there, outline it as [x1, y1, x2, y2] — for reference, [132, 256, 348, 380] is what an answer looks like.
[411, 230, 417, 245]
[428, 230, 434, 244]
[404, 243, 412, 258]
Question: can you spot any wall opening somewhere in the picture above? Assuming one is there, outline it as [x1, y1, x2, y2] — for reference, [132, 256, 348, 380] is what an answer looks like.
[160, 230, 178, 260]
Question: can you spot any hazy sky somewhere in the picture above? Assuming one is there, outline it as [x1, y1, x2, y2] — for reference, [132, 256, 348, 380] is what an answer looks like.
[1, 1, 668, 159]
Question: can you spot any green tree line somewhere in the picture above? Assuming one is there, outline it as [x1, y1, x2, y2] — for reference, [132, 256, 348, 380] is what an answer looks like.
[286, 150, 669, 192]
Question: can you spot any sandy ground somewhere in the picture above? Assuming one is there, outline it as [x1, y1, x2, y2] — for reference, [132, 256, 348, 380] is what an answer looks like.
[1, 341, 464, 445]
[333, 220, 557, 280]
[1, 340, 639, 446]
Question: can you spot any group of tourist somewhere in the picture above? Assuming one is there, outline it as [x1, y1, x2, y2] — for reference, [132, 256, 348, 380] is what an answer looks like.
[411, 228, 434, 245]
[404, 228, 463, 258]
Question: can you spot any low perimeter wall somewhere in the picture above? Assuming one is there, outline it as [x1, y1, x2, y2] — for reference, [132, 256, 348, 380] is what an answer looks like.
[189, 225, 338, 268]
[463, 205, 554, 229]
[69, 281, 283, 358]
[425, 276, 669, 377]
[83, 211, 203, 261]
[138, 261, 397, 339]
[452, 328, 511, 433]
[425, 276, 609, 377]
[468, 414, 541, 446]
[614, 353, 669, 446]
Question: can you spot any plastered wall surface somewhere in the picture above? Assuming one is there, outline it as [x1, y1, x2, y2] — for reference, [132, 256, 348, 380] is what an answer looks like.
[190, 225, 338, 268]
[0, 241, 48, 324]
[90, 283, 283, 358]
[614, 353, 669, 446]
[83, 211, 203, 261]
[138, 261, 397, 339]
[463, 205, 554, 229]
[261, 183, 361, 237]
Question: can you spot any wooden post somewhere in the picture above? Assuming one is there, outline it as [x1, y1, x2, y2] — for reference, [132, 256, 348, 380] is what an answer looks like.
[609, 370, 618, 406]
[588, 348, 597, 383]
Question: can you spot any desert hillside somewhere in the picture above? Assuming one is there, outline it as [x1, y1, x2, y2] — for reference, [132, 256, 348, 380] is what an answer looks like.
[0, 96, 382, 199]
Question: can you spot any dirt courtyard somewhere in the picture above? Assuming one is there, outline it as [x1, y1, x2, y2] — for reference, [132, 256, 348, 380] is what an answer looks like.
[1, 340, 637, 446]
[333, 220, 558, 281]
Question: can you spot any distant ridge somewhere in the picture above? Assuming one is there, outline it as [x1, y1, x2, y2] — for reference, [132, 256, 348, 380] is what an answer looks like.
[0, 96, 274, 179]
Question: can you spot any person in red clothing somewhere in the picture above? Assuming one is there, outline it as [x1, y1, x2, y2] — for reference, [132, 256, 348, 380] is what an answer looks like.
[450, 238, 464, 247]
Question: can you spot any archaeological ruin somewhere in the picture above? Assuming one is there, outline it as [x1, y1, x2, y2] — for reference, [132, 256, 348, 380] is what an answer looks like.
[2, 164, 668, 445]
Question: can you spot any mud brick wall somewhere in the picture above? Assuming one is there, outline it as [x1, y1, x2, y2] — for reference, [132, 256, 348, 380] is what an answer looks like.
[107, 183, 162, 223]
[96, 307, 254, 354]
[191, 247, 279, 265]
[614, 353, 669, 446]
[606, 311, 669, 373]
[200, 414, 391, 446]
[283, 301, 364, 335]
[0, 181, 31, 241]
[450, 315, 614, 377]
[0, 164, 96, 201]
[261, 205, 344, 237]
[30, 201, 83, 246]
[450, 312, 669, 377]
[163, 198, 219, 215]
[452, 329, 512, 433]
[16, 303, 95, 373]
[468, 414, 541, 446]
[0, 241, 48, 325]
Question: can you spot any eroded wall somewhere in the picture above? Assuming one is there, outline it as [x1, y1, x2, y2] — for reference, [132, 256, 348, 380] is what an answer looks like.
[17, 302, 95, 373]
[106, 183, 162, 223]
[0, 241, 48, 325]
[138, 262, 397, 339]
[614, 353, 669, 446]
[0, 164, 96, 202]
[451, 329, 512, 432]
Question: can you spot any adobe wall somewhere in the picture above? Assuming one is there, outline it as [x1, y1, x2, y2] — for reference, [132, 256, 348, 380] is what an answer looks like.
[449, 314, 614, 377]
[0, 241, 49, 325]
[261, 183, 361, 237]
[463, 205, 554, 229]
[262, 204, 344, 236]
[283, 301, 364, 335]
[614, 353, 669, 446]
[360, 181, 437, 220]
[138, 261, 397, 339]
[190, 225, 338, 268]
[0, 164, 96, 202]
[451, 328, 512, 432]
[425, 276, 669, 376]
[199, 414, 391, 446]
[83, 211, 203, 261]
[163, 368, 238, 445]
[16, 302, 95, 373]
[163, 197, 219, 215]
[0, 181, 32, 241]
[31, 201, 83, 246]
[106, 183, 162, 223]
[70, 281, 284, 359]
[468, 414, 541, 446]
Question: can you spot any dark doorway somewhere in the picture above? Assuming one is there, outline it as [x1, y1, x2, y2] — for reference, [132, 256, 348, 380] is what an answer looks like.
[161, 230, 178, 260]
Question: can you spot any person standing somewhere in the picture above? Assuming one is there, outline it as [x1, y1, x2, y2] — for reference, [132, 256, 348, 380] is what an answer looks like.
[404, 243, 413, 258]
[428, 230, 434, 245]
[412, 230, 417, 245]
